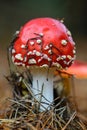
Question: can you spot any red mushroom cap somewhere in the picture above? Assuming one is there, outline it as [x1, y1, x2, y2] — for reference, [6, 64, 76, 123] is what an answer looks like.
[11, 17, 76, 69]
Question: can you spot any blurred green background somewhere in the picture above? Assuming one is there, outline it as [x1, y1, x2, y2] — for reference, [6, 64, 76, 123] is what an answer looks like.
[0, 0, 87, 114]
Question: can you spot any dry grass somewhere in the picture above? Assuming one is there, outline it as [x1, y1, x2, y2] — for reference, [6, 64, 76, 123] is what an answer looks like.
[0, 70, 87, 130]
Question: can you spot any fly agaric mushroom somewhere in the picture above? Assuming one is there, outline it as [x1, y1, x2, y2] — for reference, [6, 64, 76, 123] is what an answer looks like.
[10, 17, 76, 111]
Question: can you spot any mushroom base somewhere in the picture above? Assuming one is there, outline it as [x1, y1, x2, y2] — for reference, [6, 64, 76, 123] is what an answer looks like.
[30, 67, 55, 111]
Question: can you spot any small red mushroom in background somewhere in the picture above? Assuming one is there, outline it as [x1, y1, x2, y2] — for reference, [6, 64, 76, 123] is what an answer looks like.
[63, 60, 87, 78]
[10, 17, 76, 111]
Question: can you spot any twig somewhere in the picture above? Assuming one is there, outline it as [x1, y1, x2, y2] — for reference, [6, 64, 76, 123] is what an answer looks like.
[62, 111, 76, 130]
[26, 122, 37, 130]
[77, 120, 87, 130]
[71, 76, 79, 111]
[0, 119, 19, 124]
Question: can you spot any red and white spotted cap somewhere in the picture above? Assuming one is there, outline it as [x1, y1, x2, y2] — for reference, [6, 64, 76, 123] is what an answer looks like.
[11, 17, 76, 69]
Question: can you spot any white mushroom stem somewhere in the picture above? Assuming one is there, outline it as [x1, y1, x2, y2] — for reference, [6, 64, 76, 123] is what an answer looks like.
[30, 67, 55, 111]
